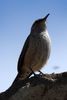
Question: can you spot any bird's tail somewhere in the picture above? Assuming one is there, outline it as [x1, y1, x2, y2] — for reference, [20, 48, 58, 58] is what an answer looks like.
[12, 71, 32, 85]
[0, 74, 23, 99]
[0, 71, 33, 99]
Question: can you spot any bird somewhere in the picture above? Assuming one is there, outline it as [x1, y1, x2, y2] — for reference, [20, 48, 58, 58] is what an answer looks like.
[15, 13, 51, 81]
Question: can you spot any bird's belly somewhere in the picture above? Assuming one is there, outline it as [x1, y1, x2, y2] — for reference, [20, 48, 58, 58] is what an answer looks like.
[33, 37, 50, 71]
[24, 35, 51, 71]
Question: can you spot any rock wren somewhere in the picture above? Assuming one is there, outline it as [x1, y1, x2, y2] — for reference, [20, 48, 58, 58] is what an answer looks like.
[16, 14, 51, 80]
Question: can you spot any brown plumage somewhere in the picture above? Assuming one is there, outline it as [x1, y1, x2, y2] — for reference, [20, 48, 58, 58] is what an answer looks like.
[15, 14, 51, 81]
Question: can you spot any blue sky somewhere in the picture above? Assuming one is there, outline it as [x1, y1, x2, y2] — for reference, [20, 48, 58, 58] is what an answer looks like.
[0, 0, 67, 92]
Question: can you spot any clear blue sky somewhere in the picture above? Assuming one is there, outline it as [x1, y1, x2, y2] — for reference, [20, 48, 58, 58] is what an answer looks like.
[0, 0, 67, 92]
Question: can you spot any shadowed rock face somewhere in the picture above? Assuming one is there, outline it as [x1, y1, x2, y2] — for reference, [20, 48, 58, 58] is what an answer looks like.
[0, 72, 67, 100]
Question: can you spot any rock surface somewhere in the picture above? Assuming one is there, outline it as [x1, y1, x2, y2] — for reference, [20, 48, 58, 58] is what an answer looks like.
[0, 72, 67, 100]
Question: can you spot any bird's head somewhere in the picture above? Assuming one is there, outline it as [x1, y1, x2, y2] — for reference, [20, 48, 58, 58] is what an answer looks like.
[31, 13, 50, 33]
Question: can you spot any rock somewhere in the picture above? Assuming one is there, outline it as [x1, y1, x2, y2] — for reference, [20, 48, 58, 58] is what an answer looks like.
[0, 72, 67, 100]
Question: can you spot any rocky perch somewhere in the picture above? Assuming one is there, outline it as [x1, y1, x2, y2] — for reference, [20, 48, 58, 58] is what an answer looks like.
[0, 72, 67, 100]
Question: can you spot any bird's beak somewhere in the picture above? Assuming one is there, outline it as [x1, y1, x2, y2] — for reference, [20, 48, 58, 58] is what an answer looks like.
[43, 13, 50, 21]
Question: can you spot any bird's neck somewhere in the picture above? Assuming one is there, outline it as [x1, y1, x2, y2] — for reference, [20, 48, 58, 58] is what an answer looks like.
[31, 28, 48, 36]
[40, 29, 49, 36]
[30, 29, 51, 44]
[40, 29, 51, 44]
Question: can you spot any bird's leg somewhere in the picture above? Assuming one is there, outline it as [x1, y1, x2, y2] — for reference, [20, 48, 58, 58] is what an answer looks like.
[26, 67, 45, 79]
[29, 67, 36, 76]
[25, 67, 37, 79]
[26, 72, 33, 79]
[38, 70, 44, 75]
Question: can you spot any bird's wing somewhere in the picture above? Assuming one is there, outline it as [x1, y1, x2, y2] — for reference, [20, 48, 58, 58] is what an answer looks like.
[17, 35, 30, 73]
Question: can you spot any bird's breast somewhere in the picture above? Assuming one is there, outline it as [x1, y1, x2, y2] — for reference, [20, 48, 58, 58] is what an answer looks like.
[40, 31, 51, 64]
[24, 31, 51, 71]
